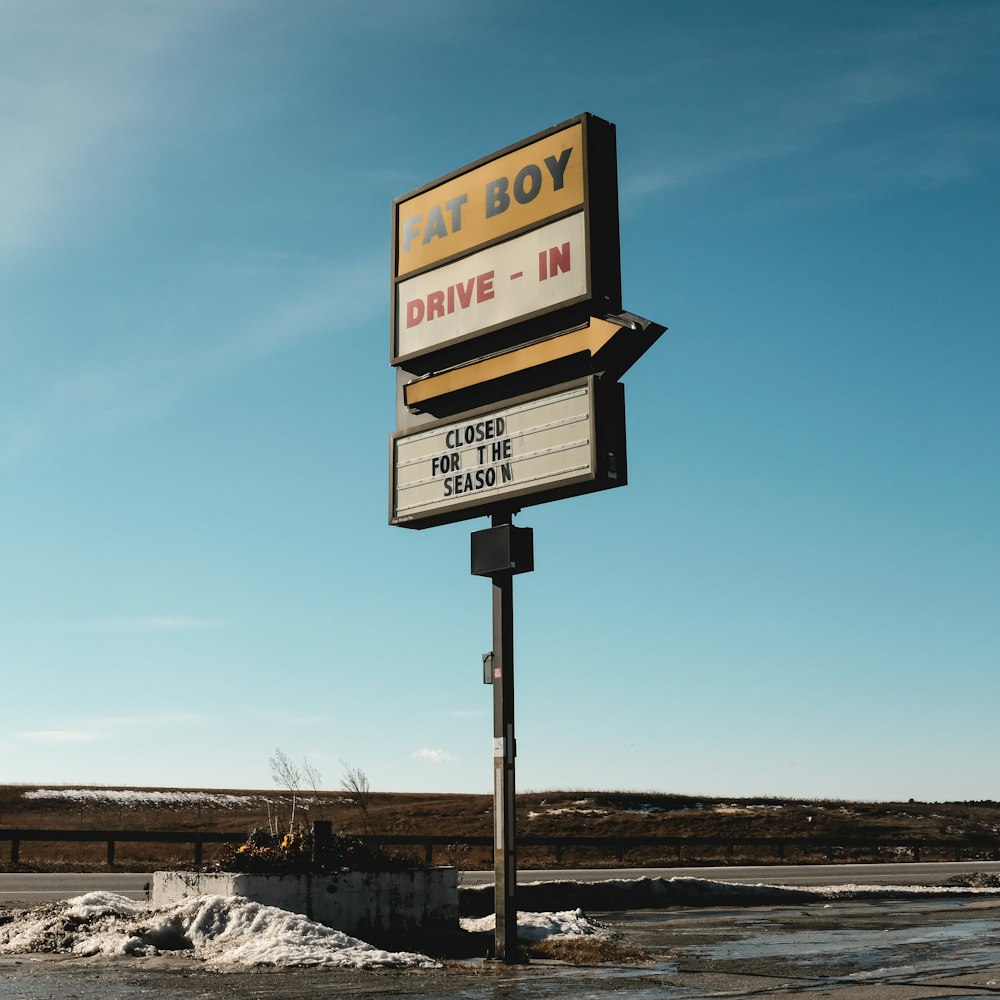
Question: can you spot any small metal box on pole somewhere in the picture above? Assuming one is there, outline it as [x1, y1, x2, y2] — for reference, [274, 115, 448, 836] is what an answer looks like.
[471, 523, 534, 577]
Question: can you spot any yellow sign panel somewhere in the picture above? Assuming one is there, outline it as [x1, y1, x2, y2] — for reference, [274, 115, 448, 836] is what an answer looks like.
[395, 123, 584, 278]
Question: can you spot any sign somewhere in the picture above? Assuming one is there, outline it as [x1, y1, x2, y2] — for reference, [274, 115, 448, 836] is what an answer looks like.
[403, 315, 665, 411]
[387, 114, 655, 531]
[396, 213, 588, 361]
[395, 122, 585, 278]
[389, 378, 626, 528]
[391, 114, 620, 366]
[386, 115, 665, 967]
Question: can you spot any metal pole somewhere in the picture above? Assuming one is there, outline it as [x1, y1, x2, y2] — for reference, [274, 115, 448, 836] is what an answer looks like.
[492, 571, 517, 960]
[491, 516, 518, 962]
[472, 512, 531, 963]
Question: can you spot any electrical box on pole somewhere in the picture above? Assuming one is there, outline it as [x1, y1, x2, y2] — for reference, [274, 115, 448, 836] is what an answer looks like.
[471, 524, 534, 577]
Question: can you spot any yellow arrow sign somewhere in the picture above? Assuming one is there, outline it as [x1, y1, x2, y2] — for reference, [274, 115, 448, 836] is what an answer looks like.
[404, 316, 659, 410]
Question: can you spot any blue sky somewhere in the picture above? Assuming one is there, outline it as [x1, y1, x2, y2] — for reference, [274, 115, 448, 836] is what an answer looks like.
[2, 1, 997, 802]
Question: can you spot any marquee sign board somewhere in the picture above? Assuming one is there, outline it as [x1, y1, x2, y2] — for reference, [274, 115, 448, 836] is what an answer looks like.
[388, 113, 660, 530]
[391, 114, 621, 368]
[389, 377, 626, 529]
[396, 213, 588, 361]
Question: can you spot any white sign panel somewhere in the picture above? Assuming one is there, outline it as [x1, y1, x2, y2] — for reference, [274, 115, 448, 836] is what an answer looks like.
[395, 212, 587, 361]
[391, 382, 597, 525]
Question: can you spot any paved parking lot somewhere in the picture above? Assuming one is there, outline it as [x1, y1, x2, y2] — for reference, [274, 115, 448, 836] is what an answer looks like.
[3, 897, 1000, 999]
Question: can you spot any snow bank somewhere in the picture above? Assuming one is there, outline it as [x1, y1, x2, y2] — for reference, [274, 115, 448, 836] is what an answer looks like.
[0, 892, 436, 969]
[0, 893, 611, 968]
[460, 875, 1000, 916]
[461, 908, 612, 941]
[23, 788, 272, 808]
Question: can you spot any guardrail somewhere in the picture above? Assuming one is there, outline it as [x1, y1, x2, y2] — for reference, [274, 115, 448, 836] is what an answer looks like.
[373, 834, 1000, 866]
[3, 828, 1000, 867]
[0, 829, 243, 866]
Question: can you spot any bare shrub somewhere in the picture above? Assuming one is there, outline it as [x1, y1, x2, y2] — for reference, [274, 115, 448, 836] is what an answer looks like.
[340, 761, 376, 839]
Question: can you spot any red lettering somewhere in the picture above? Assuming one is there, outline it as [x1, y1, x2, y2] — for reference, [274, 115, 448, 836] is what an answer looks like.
[427, 290, 445, 320]
[406, 299, 424, 328]
[455, 278, 474, 309]
[407, 272, 493, 327]
[477, 270, 495, 303]
[549, 242, 571, 276]
[540, 243, 570, 281]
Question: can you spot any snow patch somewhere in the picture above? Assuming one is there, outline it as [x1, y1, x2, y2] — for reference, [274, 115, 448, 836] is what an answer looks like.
[527, 798, 610, 819]
[461, 908, 611, 941]
[22, 788, 285, 809]
[1, 893, 613, 968]
[459, 875, 1000, 918]
[0, 892, 436, 969]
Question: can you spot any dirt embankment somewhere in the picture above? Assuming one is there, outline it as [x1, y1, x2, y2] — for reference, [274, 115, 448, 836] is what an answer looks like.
[2, 785, 999, 871]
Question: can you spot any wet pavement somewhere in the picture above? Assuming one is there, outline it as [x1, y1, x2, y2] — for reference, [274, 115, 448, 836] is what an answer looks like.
[3, 898, 1000, 998]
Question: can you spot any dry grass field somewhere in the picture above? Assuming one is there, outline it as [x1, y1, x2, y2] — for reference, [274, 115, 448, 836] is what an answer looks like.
[2, 784, 999, 871]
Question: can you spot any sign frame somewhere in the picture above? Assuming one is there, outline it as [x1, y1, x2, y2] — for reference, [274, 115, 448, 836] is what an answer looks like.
[390, 113, 621, 370]
[388, 375, 627, 529]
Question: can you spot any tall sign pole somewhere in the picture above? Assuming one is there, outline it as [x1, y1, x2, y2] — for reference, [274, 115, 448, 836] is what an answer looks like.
[471, 515, 532, 961]
[389, 114, 665, 964]
[490, 515, 518, 961]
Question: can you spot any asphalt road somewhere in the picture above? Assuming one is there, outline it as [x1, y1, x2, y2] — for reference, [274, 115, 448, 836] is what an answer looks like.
[3, 860, 999, 904]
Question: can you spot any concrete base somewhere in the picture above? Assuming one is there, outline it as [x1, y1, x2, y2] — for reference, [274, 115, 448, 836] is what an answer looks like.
[152, 868, 458, 937]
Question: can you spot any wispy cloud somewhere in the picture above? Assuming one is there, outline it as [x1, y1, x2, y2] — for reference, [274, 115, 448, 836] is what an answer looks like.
[0, 6, 395, 468]
[411, 747, 457, 765]
[63, 616, 227, 633]
[622, 12, 1000, 212]
[0, 5, 312, 467]
[187, 254, 383, 375]
[844, 127, 1000, 188]
[9, 711, 209, 747]
[621, 142, 790, 203]
[0, 4, 218, 262]
[13, 729, 103, 745]
[246, 710, 328, 727]
[101, 711, 208, 729]
[0, 251, 382, 468]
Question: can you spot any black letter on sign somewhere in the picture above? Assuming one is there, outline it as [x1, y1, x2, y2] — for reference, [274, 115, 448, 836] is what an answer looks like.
[485, 178, 509, 218]
[544, 148, 572, 190]
[513, 164, 542, 205]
